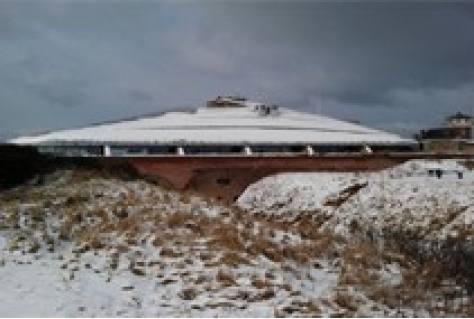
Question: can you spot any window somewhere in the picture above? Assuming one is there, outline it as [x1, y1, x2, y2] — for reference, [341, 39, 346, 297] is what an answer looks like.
[216, 178, 230, 185]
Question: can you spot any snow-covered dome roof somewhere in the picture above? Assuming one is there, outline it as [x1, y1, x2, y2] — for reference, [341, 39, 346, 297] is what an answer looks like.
[11, 98, 414, 147]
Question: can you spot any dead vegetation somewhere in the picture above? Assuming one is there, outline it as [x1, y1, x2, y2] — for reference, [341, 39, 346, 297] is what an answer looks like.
[324, 182, 368, 207]
[1, 168, 474, 316]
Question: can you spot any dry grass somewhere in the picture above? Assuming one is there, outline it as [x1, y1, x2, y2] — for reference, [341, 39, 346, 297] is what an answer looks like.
[251, 288, 275, 301]
[334, 290, 359, 312]
[193, 275, 208, 285]
[462, 160, 474, 170]
[295, 300, 322, 317]
[293, 215, 326, 239]
[161, 278, 177, 285]
[324, 182, 368, 208]
[382, 251, 413, 268]
[365, 286, 399, 309]
[251, 278, 272, 290]
[205, 301, 239, 309]
[167, 212, 192, 229]
[251, 242, 283, 263]
[218, 252, 251, 266]
[209, 224, 245, 252]
[216, 269, 236, 287]
[179, 287, 198, 300]
[5, 168, 474, 317]
[342, 242, 381, 270]
[160, 247, 183, 258]
[465, 303, 474, 317]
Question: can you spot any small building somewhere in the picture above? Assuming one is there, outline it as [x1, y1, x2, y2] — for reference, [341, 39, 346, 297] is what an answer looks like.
[425, 160, 467, 179]
[446, 112, 472, 130]
[419, 112, 473, 153]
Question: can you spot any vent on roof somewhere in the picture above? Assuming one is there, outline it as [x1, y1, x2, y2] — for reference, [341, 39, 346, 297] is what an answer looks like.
[254, 104, 280, 117]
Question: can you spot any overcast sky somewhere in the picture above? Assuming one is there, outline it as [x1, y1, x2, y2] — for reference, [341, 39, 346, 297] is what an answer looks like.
[1, 1, 474, 140]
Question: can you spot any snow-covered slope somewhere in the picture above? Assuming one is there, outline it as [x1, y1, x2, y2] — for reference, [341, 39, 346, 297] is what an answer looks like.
[1, 168, 470, 317]
[238, 159, 474, 244]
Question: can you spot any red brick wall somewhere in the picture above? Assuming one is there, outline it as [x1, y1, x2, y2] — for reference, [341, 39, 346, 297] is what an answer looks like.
[119, 155, 404, 203]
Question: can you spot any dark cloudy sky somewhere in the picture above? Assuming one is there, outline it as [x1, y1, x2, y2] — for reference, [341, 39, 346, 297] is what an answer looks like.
[1, 1, 474, 140]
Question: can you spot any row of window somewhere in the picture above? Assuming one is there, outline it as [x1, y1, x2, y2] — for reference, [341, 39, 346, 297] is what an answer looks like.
[37, 144, 415, 157]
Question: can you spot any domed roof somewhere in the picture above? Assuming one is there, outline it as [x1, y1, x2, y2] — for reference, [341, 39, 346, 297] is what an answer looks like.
[11, 98, 413, 147]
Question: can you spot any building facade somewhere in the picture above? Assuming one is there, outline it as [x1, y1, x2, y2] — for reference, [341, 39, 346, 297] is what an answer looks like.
[10, 97, 418, 202]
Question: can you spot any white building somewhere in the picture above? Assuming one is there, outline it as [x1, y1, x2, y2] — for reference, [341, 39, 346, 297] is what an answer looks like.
[11, 97, 416, 157]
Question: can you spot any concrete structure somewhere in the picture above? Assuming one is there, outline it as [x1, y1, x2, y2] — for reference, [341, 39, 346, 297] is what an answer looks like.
[11, 97, 418, 202]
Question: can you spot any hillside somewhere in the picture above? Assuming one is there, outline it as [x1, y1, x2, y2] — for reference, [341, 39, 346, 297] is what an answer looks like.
[239, 160, 474, 247]
[0, 161, 473, 316]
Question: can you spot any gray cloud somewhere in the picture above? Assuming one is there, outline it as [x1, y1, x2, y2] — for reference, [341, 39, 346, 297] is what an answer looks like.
[1, 2, 474, 140]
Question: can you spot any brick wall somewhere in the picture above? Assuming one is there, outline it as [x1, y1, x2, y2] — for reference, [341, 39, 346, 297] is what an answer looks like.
[125, 155, 405, 203]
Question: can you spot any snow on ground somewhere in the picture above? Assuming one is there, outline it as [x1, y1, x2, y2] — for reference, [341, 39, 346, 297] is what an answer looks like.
[330, 160, 474, 242]
[238, 172, 367, 216]
[1, 163, 473, 317]
[239, 159, 474, 244]
[0, 170, 346, 317]
[238, 159, 474, 314]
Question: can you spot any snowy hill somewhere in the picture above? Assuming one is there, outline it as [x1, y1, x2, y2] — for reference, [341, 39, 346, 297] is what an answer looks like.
[1, 163, 473, 316]
[238, 160, 474, 299]
[238, 160, 474, 244]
